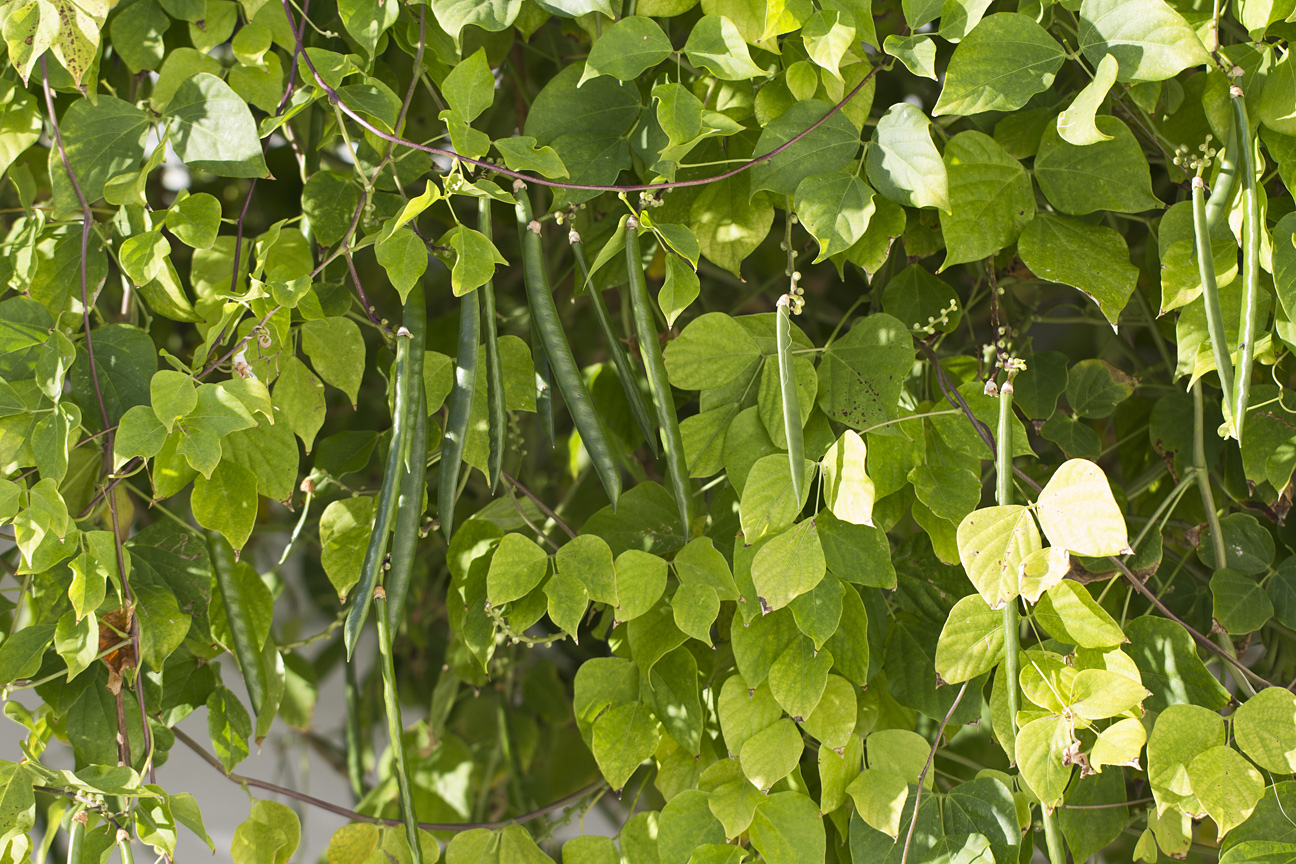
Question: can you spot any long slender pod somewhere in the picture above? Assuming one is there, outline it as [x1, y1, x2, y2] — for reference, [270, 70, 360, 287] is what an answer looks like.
[374, 590, 424, 864]
[1231, 85, 1260, 443]
[385, 280, 428, 631]
[570, 232, 659, 457]
[208, 530, 267, 715]
[345, 329, 413, 658]
[775, 295, 804, 503]
[1205, 120, 1238, 233]
[344, 660, 366, 800]
[531, 320, 555, 443]
[479, 199, 506, 491]
[67, 813, 85, 864]
[514, 183, 623, 508]
[624, 215, 693, 534]
[1192, 173, 1235, 427]
[439, 288, 479, 542]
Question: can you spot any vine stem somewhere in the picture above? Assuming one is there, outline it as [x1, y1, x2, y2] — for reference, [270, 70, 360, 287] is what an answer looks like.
[1192, 380, 1259, 698]
[170, 724, 606, 830]
[278, 0, 881, 194]
[501, 470, 577, 539]
[899, 682, 968, 864]
[374, 590, 423, 863]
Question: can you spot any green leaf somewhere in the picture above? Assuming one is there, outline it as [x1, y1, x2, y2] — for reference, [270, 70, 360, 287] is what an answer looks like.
[1212, 569, 1274, 635]
[945, 776, 1020, 864]
[1035, 458, 1131, 557]
[1017, 214, 1138, 328]
[1014, 714, 1074, 807]
[768, 636, 832, 720]
[114, 404, 166, 468]
[301, 171, 360, 247]
[581, 16, 672, 84]
[192, 459, 259, 550]
[592, 701, 661, 791]
[1078, 0, 1209, 82]
[883, 34, 938, 80]
[164, 192, 222, 250]
[689, 173, 775, 276]
[939, 131, 1035, 269]
[749, 792, 825, 864]
[789, 571, 845, 651]
[751, 100, 860, 197]
[1148, 702, 1225, 815]
[486, 533, 548, 606]
[614, 550, 667, 621]
[441, 47, 495, 122]
[1034, 581, 1126, 648]
[866, 102, 950, 211]
[1234, 686, 1296, 774]
[493, 136, 569, 179]
[665, 313, 763, 391]
[168, 74, 268, 178]
[445, 225, 508, 297]
[1068, 668, 1150, 719]
[1125, 616, 1230, 712]
[273, 357, 326, 451]
[935, 593, 1004, 684]
[1200, 513, 1276, 576]
[847, 768, 909, 838]
[803, 10, 855, 79]
[376, 228, 429, 303]
[0, 761, 34, 845]
[799, 672, 855, 750]
[956, 505, 1040, 609]
[1065, 359, 1136, 419]
[561, 836, 618, 864]
[72, 325, 157, 431]
[740, 718, 804, 791]
[683, 15, 765, 80]
[739, 453, 813, 541]
[751, 519, 826, 612]
[816, 313, 913, 430]
[794, 172, 876, 263]
[55, 95, 149, 206]
[445, 825, 555, 864]
[207, 685, 252, 773]
[1058, 53, 1119, 145]
[1189, 745, 1264, 839]
[934, 14, 1065, 116]
[231, 800, 300, 864]
[1034, 117, 1163, 215]
[300, 316, 366, 405]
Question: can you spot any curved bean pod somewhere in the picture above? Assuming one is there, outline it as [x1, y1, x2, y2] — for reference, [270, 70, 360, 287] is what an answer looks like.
[570, 233, 658, 457]
[438, 286, 479, 542]
[479, 199, 506, 491]
[1231, 86, 1260, 443]
[345, 328, 413, 659]
[775, 294, 804, 503]
[385, 279, 428, 631]
[624, 215, 692, 533]
[515, 185, 622, 508]
[209, 529, 268, 714]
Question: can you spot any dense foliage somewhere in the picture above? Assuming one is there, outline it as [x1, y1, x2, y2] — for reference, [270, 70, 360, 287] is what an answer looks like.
[7, 0, 1296, 861]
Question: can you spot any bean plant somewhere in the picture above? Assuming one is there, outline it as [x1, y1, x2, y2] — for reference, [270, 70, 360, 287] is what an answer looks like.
[3, 0, 1296, 862]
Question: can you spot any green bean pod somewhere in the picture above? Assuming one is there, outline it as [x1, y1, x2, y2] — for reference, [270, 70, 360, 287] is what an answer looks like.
[479, 199, 506, 491]
[208, 530, 268, 715]
[514, 185, 622, 508]
[345, 329, 414, 659]
[1231, 86, 1260, 443]
[570, 233, 658, 457]
[624, 215, 692, 533]
[531, 320, 555, 443]
[344, 660, 366, 800]
[375, 590, 424, 864]
[439, 287, 479, 542]
[775, 295, 804, 503]
[67, 813, 85, 864]
[1205, 120, 1238, 233]
[385, 281, 428, 631]
[1191, 173, 1235, 426]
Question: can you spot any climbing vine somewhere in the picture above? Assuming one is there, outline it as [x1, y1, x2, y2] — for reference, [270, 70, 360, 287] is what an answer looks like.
[3, 0, 1296, 862]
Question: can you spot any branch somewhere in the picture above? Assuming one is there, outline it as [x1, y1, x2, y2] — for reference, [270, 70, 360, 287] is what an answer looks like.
[171, 725, 606, 831]
[279, 0, 882, 194]
[899, 682, 968, 864]
[501, 471, 576, 539]
[1112, 558, 1275, 690]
